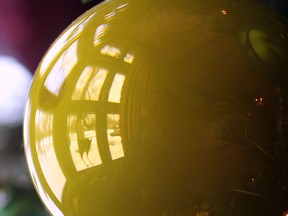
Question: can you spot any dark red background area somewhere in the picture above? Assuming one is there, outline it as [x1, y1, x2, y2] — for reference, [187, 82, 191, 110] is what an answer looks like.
[0, 0, 102, 73]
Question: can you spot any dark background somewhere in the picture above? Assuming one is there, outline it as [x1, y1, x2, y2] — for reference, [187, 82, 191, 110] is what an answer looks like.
[0, 0, 288, 75]
[0, 0, 102, 73]
[1, 0, 287, 74]
[0, 0, 287, 215]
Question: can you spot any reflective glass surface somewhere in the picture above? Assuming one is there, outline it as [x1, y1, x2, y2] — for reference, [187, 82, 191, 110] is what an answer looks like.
[24, 0, 288, 215]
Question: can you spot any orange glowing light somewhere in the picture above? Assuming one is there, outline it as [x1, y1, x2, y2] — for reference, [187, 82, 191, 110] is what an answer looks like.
[255, 97, 264, 104]
[221, 10, 228, 15]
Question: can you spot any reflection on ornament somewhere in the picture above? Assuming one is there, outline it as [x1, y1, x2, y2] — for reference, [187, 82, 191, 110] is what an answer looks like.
[24, 0, 288, 215]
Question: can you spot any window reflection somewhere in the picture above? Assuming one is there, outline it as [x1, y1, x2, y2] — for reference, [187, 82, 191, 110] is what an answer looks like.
[72, 67, 108, 101]
[93, 24, 109, 47]
[86, 68, 109, 100]
[108, 73, 125, 103]
[100, 45, 121, 58]
[35, 109, 66, 202]
[107, 114, 124, 160]
[68, 53, 128, 170]
[44, 41, 78, 96]
[124, 53, 134, 64]
[71, 66, 93, 100]
[67, 113, 102, 171]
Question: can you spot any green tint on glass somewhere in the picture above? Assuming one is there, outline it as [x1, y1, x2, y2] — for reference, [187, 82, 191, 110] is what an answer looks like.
[24, 0, 288, 215]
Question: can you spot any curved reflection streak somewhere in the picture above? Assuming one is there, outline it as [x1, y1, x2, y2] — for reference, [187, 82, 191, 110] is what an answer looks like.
[39, 26, 76, 77]
[39, 12, 95, 77]
[94, 24, 109, 47]
[26, 143, 64, 216]
[24, 102, 64, 216]
[35, 109, 66, 201]
[44, 41, 78, 96]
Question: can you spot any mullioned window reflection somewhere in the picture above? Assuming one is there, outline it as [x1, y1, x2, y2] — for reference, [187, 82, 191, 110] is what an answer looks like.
[67, 113, 102, 171]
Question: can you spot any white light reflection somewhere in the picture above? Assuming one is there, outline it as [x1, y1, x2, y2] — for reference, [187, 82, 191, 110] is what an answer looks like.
[100, 45, 121, 58]
[117, 3, 129, 10]
[105, 11, 116, 21]
[104, 2, 129, 21]
[24, 67, 63, 216]
[44, 41, 78, 96]
[0, 56, 32, 126]
[25, 139, 64, 216]
[23, 98, 31, 157]
[93, 24, 109, 47]
[107, 114, 124, 160]
[124, 53, 134, 64]
[108, 73, 125, 103]
[25, 124, 63, 216]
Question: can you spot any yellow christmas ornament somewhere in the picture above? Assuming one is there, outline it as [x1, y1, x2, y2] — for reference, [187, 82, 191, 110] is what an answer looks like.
[24, 0, 288, 215]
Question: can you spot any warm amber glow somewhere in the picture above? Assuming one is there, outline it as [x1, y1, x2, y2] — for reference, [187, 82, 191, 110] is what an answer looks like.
[255, 97, 264, 105]
[221, 9, 228, 15]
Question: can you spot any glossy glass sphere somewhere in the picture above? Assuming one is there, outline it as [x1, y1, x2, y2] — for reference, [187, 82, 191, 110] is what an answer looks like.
[24, 0, 288, 215]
